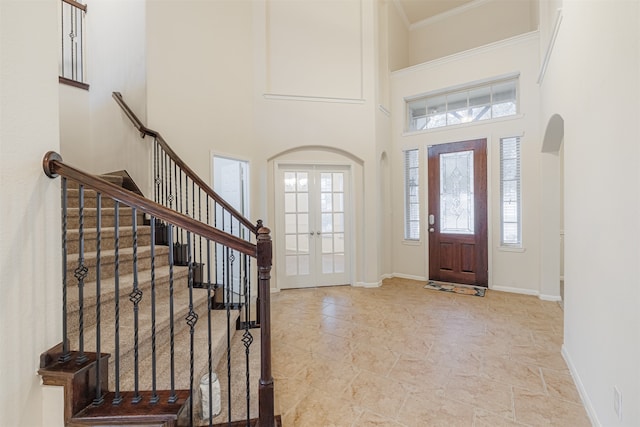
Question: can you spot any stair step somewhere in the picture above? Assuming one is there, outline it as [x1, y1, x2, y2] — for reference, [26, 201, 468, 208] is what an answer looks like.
[120, 304, 240, 393]
[65, 244, 173, 283]
[67, 226, 153, 253]
[66, 188, 119, 209]
[67, 206, 144, 229]
[67, 279, 211, 391]
[66, 174, 124, 190]
[69, 390, 189, 427]
[66, 264, 191, 331]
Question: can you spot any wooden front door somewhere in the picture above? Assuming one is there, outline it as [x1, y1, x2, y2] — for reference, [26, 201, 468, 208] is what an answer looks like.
[428, 139, 488, 286]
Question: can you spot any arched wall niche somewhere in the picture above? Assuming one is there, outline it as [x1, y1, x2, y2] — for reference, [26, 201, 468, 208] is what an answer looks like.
[539, 113, 565, 300]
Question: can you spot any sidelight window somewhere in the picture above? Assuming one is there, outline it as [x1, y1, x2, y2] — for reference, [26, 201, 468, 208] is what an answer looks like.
[500, 137, 521, 247]
[404, 149, 420, 241]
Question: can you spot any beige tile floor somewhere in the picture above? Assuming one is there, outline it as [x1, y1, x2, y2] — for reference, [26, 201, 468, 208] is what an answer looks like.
[270, 277, 591, 427]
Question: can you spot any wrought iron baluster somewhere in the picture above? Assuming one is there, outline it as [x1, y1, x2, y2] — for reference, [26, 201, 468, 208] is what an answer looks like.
[225, 245, 232, 422]
[206, 198, 213, 427]
[167, 224, 177, 404]
[93, 193, 104, 406]
[79, 8, 83, 82]
[129, 207, 142, 404]
[185, 231, 198, 427]
[179, 169, 184, 245]
[222, 210, 227, 307]
[153, 139, 159, 204]
[75, 184, 88, 364]
[69, 5, 74, 80]
[161, 147, 166, 208]
[113, 201, 122, 405]
[150, 217, 159, 404]
[59, 178, 71, 362]
[168, 156, 174, 211]
[198, 188, 202, 288]
[242, 252, 253, 423]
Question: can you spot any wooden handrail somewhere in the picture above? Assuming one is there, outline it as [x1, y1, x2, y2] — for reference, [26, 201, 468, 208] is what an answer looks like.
[43, 151, 257, 257]
[112, 92, 258, 235]
[62, 0, 87, 12]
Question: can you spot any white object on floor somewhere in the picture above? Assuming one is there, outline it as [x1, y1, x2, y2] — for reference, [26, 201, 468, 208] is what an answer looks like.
[200, 372, 221, 419]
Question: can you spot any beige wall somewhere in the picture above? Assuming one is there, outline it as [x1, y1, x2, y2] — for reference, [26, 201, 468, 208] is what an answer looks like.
[0, 1, 63, 426]
[409, 0, 537, 65]
[59, 0, 149, 194]
[147, 0, 384, 287]
[387, 0, 409, 72]
[539, 1, 640, 425]
[391, 33, 543, 295]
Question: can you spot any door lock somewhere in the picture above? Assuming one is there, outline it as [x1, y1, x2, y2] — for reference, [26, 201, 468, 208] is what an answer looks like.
[428, 214, 435, 225]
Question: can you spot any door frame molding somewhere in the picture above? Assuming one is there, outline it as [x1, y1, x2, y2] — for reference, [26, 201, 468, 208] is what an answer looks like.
[424, 136, 493, 287]
[273, 160, 355, 290]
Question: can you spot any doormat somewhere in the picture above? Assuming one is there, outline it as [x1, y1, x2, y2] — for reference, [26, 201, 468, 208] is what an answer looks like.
[424, 281, 486, 297]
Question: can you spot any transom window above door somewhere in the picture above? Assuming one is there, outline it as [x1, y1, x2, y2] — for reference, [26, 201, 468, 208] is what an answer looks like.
[405, 76, 518, 132]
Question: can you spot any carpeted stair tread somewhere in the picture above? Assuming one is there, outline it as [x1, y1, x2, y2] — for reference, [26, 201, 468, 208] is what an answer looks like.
[65, 263, 191, 320]
[119, 304, 240, 393]
[66, 226, 153, 252]
[65, 245, 173, 282]
[67, 280, 211, 391]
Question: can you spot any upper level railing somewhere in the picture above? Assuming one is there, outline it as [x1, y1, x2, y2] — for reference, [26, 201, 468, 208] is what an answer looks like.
[59, 0, 89, 90]
[41, 151, 276, 426]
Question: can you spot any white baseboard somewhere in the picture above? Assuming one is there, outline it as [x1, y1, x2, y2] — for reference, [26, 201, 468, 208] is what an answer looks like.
[491, 285, 539, 296]
[380, 273, 394, 280]
[562, 345, 600, 427]
[539, 294, 562, 302]
[391, 272, 428, 281]
[270, 287, 280, 294]
[354, 281, 382, 288]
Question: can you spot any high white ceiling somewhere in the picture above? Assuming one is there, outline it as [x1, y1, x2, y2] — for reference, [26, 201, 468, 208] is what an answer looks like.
[396, 0, 476, 25]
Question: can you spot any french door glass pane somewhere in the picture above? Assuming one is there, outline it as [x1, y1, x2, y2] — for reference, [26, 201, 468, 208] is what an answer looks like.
[440, 150, 474, 234]
[284, 171, 310, 276]
[283, 168, 347, 281]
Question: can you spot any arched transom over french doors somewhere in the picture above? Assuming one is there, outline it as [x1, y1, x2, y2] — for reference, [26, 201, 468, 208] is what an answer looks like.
[275, 164, 351, 289]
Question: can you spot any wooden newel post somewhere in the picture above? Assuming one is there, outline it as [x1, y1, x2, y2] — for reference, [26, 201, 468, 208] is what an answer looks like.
[257, 222, 275, 427]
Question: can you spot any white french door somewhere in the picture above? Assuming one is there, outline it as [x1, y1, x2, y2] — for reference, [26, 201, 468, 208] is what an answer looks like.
[276, 165, 351, 289]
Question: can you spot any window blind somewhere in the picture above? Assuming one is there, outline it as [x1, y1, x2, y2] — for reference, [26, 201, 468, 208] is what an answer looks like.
[404, 149, 420, 240]
[500, 137, 521, 246]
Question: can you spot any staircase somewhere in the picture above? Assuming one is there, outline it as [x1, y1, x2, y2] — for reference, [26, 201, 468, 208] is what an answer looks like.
[39, 174, 259, 426]
[39, 93, 277, 426]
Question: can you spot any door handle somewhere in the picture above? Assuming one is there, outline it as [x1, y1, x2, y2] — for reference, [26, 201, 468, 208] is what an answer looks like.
[429, 228, 435, 233]
[310, 231, 315, 236]
[429, 214, 435, 225]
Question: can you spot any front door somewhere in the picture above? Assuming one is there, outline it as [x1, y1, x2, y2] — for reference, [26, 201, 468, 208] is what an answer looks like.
[276, 165, 350, 289]
[428, 139, 488, 286]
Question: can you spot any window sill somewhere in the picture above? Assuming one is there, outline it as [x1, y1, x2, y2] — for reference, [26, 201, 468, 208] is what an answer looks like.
[59, 76, 90, 91]
[498, 246, 526, 253]
[402, 239, 422, 246]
